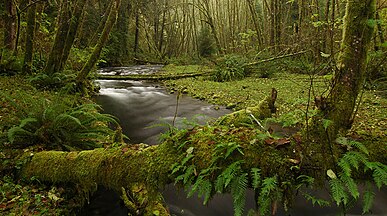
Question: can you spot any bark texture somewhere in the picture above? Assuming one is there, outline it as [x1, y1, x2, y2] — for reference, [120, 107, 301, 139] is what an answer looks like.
[3, 0, 16, 51]
[22, 1, 37, 74]
[59, 0, 89, 72]
[328, 0, 376, 133]
[44, 0, 71, 75]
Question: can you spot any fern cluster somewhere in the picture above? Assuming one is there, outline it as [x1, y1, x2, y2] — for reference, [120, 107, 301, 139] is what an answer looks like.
[328, 138, 387, 214]
[28, 72, 76, 90]
[7, 100, 117, 151]
[172, 142, 251, 216]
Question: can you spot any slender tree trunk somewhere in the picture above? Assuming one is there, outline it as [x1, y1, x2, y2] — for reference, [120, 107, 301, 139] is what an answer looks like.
[327, 0, 376, 133]
[59, 0, 89, 72]
[44, 0, 71, 75]
[376, 11, 385, 47]
[134, 9, 140, 59]
[3, 0, 16, 51]
[76, 0, 121, 83]
[22, 1, 37, 74]
[88, 3, 113, 47]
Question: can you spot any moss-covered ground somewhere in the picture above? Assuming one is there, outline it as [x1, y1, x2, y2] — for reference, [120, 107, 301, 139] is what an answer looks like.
[162, 65, 387, 162]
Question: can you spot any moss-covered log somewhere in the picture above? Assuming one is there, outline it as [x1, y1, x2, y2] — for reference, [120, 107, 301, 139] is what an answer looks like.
[21, 144, 175, 215]
[97, 71, 211, 81]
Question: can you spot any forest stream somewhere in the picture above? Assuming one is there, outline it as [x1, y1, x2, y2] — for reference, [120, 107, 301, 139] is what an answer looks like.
[80, 66, 387, 216]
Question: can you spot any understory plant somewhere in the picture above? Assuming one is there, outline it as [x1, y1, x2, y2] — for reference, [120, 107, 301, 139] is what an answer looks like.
[212, 55, 247, 82]
[5, 93, 117, 151]
[170, 124, 387, 216]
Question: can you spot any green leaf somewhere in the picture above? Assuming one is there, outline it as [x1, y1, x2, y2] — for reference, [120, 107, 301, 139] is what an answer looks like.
[320, 52, 331, 58]
[322, 119, 333, 130]
[186, 146, 194, 155]
[367, 19, 377, 28]
[327, 169, 337, 179]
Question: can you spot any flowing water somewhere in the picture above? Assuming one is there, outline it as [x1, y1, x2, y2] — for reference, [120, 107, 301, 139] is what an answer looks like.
[80, 66, 387, 216]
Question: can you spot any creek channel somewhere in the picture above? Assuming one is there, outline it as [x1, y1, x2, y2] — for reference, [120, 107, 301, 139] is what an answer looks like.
[80, 65, 387, 216]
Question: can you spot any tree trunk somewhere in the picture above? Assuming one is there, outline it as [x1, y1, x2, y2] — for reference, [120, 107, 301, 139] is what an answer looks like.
[59, 0, 89, 72]
[3, 0, 16, 51]
[22, 1, 37, 74]
[76, 0, 121, 83]
[327, 0, 376, 134]
[134, 9, 140, 58]
[44, 0, 71, 75]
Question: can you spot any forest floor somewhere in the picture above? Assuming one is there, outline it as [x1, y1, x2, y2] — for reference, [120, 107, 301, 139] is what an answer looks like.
[161, 65, 387, 162]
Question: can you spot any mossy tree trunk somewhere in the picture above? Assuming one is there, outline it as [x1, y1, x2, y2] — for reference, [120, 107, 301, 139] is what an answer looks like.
[76, 0, 121, 83]
[44, 0, 71, 75]
[326, 0, 376, 136]
[59, 0, 89, 72]
[22, 1, 37, 74]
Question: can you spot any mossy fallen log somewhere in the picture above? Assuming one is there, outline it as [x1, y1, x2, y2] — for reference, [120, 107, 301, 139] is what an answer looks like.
[216, 88, 277, 127]
[21, 144, 176, 215]
[97, 71, 211, 81]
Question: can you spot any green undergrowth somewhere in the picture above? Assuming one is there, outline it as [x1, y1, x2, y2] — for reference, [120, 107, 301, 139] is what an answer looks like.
[167, 122, 386, 215]
[163, 66, 387, 156]
[0, 76, 119, 215]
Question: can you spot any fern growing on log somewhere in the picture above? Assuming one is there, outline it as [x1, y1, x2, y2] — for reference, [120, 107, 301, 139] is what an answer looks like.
[328, 138, 387, 214]
[173, 141, 250, 216]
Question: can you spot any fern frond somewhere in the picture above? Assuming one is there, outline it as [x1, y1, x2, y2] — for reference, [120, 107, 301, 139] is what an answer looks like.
[258, 176, 278, 216]
[188, 176, 203, 198]
[261, 176, 277, 195]
[19, 117, 38, 129]
[182, 165, 196, 185]
[340, 151, 368, 174]
[348, 140, 369, 155]
[215, 174, 226, 193]
[8, 127, 34, 144]
[296, 175, 314, 189]
[251, 168, 261, 189]
[367, 162, 387, 189]
[222, 161, 243, 189]
[231, 173, 248, 216]
[54, 114, 83, 130]
[258, 192, 271, 216]
[339, 173, 359, 199]
[181, 154, 194, 166]
[303, 192, 330, 207]
[198, 179, 212, 205]
[329, 178, 348, 206]
[362, 181, 375, 214]
[225, 144, 239, 158]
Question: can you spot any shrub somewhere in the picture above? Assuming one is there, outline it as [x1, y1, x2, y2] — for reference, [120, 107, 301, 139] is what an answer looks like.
[212, 55, 247, 82]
